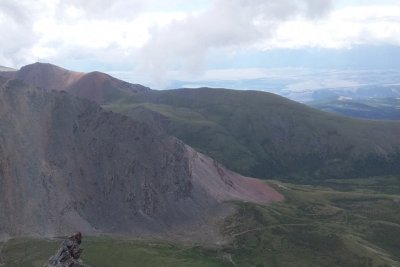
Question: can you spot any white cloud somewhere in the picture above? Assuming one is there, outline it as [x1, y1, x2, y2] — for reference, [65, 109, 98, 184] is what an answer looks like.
[0, 0, 191, 68]
[58, 0, 147, 20]
[263, 5, 400, 49]
[138, 0, 334, 85]
[0, 0, 400, 87]
[29, 11, 190, 72]
[0, 0, 49, 66]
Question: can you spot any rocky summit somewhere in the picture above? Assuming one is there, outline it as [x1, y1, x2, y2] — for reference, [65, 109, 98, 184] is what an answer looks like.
[0, 79, 282, 243]
[0, 63, 149, 104]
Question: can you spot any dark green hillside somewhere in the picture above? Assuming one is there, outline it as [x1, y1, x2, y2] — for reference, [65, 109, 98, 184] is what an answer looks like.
[105, 88, 400, 181]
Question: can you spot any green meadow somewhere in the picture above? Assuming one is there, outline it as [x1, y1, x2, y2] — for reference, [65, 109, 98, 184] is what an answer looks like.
[2, 177, 399, 267]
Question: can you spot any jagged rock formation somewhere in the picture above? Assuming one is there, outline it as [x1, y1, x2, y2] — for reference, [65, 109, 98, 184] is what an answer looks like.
[44, 232, 91, 267]
[0, 63, 149, 104]
[0, 79, 282, 243]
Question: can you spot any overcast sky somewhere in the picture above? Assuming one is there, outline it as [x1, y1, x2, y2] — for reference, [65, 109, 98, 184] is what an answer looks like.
[1, 0, 400, 88]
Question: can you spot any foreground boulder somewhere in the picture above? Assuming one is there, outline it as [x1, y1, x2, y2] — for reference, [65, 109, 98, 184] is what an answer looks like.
[44, 232, 91, 267]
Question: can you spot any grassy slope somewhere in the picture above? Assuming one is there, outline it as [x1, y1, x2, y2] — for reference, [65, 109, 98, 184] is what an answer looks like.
[2, 177, 399, 267]
[222, 177, 400, 267]
[0, 238, 231, 267]
[104, 88, 400, 181]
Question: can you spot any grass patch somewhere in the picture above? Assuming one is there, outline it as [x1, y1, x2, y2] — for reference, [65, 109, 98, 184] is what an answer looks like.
[0, 238, 232, 267]
[2, 179, 399, 267]
[221, 180, 400, 267]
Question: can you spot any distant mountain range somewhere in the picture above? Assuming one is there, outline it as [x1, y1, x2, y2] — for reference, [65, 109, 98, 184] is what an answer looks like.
[310, 97, 400, 120]
[166, 68, 400, 120]
[307, 85, 400, 101]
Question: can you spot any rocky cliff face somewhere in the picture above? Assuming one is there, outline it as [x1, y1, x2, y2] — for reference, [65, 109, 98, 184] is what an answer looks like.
[0, 79, 282, 243]
[0, 63, 149, 104]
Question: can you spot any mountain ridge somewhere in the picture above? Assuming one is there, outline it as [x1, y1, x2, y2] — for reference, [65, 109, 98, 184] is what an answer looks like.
[0, 62, 149, 104]
[4, 63, 400, 182]
[109, 87, 400, 180]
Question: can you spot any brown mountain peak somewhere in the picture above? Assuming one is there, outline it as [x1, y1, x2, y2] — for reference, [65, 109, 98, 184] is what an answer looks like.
[0, 62, 149, 104]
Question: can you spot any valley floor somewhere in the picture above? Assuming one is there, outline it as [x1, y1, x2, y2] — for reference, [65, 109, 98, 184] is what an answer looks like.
[2, 176, 400, 267]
